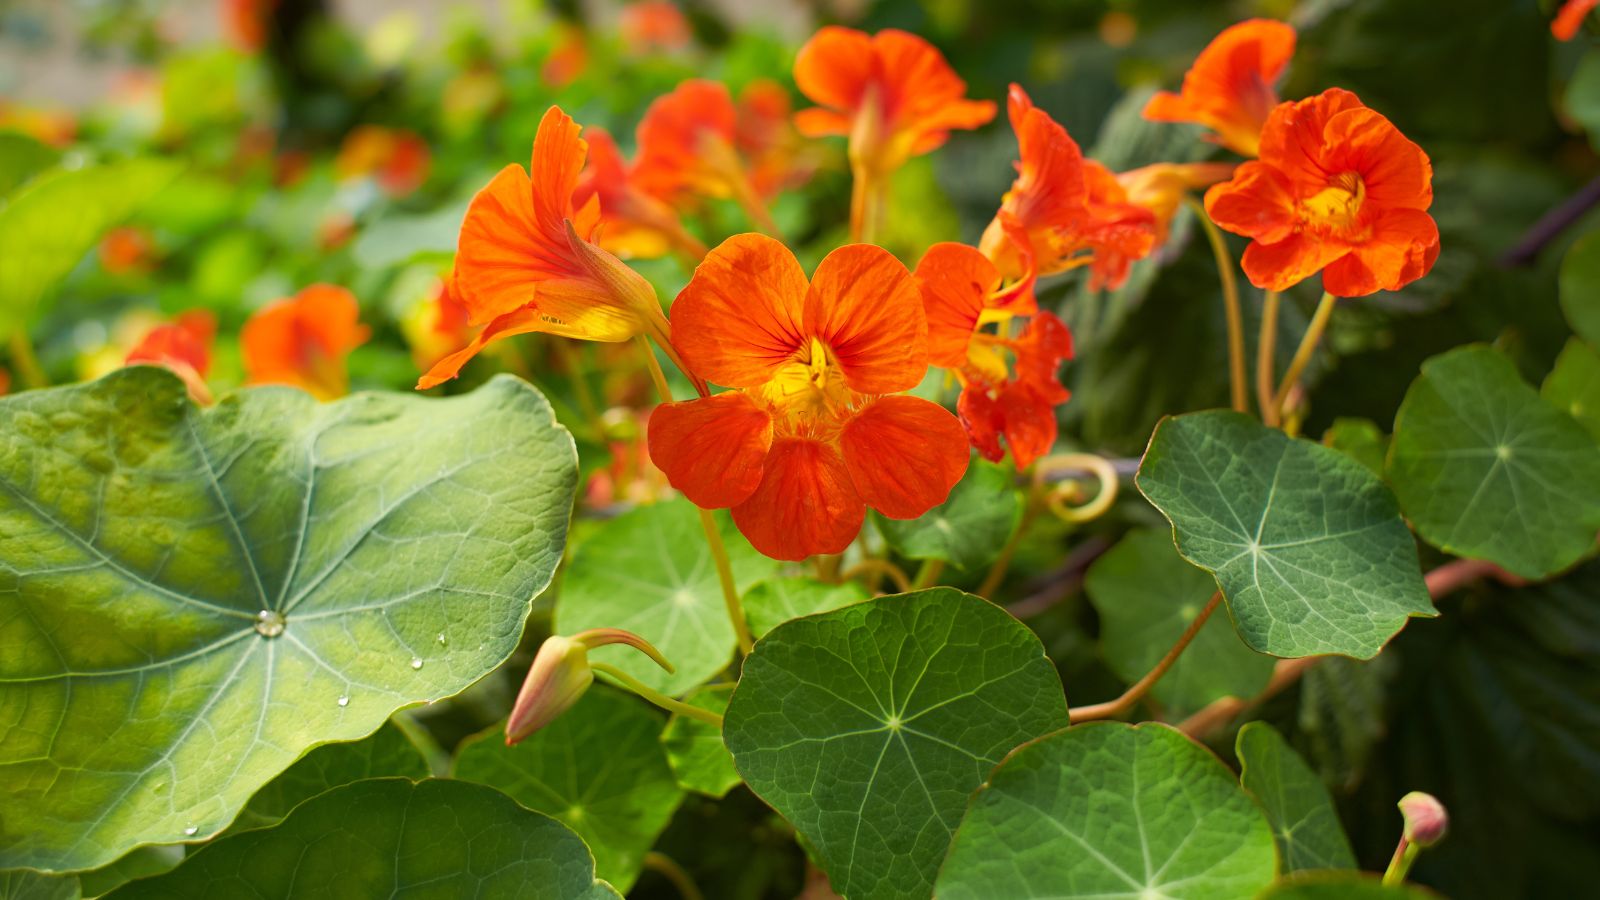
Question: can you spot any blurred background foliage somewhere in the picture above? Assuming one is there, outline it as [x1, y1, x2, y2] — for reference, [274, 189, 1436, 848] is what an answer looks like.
[2, 1, 1597, 897]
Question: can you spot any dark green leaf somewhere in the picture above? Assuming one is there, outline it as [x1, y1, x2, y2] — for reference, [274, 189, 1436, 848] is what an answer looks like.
[1257, 871, 1437, 898]
[1322, 418, 1388, 476]
[875, 460, 1022, 572]
[1542, 338, 1600, 441]
[743, 577, 868, 639]
[229, 721, 429, 834]
[1236, 722, 1357, 873]
[1560, 231, 1600, 348]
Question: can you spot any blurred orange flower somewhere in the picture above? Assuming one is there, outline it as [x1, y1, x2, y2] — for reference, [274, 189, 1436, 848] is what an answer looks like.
[335, 125, 431, 196]
[0, 367, 9, 396]
[620, 1, 691, 54]
[99, 227, 156, 275]
[0, 102, 76, 147]
[419, 106, 670, 389]
[648, 235, 968, 561]
[544, 24, 589, 89]
[221, 0, 279, 52]
[1554, 0, 1599, 39]
[1205, 88, 1439, 297]
[979, 85, 1157, 292]
[1143, 19, 1296, 157]
[916, 242, 1072, 468]
[126, 311, 216, 404]
[402, 276, 477, 370]
[574, 127, 708, 261]
[631, 79, 775, 231]
[736, 80, 818, 199]
[242, 284, 370, 400]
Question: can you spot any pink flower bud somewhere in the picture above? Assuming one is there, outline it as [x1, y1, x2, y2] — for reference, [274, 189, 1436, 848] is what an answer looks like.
[505, 636, 593, 746]
[1398, 791, 1448, 847]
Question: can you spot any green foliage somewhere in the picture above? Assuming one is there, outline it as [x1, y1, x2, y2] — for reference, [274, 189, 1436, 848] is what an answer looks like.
[1236, 722, 1357, 873]
[742, 577, 869, 638]
[1137, 410, 1435, 659]
[1258, 872, 1437, 898]
[1322, 418, 1389, 476]
[0, 369, 576, 871]
[227, 722, 429, 834]
[724, 589, 1068, 900]
[660, 689, 740, 798]
[1543, 338, 1600, 440]
[936, 723, 1278, 898]
[1561, 232, 1600, 348]
[554, 499, 776, 696]
[453, 687, 684, 893]
[875, 459, 1023, 572]
[100, 779, 620, 899]
[1566, 50, 1600, 150]
[1085, 528, 1273, 715]
[1388, 345, 1600, 579]
[0, 133, 61, 197]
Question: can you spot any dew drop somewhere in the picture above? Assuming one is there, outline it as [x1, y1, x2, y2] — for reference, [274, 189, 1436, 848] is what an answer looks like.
[183, 825, 198, 836]
[410, 657, 424, 670]
[436, 633, 447, 645]
[254, 609, 286, 638]
[336, 695, 350, 707]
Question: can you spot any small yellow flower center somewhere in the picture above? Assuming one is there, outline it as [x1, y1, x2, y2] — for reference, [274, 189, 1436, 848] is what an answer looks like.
[757, 336, 859, 438]
[1300, 171, 1367, 237]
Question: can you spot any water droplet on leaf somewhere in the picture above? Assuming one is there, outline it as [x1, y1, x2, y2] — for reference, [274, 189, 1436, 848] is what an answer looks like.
[410, 657, 424, 670]
[254, 610, 286, 638]
[183, 825, 198, 836]
[336, 695, 350, 707]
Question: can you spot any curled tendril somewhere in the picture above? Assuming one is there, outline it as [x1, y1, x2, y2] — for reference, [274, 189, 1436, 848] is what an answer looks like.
[1032, 453, 1119, 524]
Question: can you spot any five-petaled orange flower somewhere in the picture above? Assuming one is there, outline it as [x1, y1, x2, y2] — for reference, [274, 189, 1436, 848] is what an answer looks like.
[916, 242, 1073, 468]
[126, 310, 216, 405]
[793, 27, 995, 178]
[336, 125, 431, 197]
[574, 126, 708, 261]
[1555, 0, 1599, 40]
[1204, 88, 1439, 297]
[630, 79, 768, 211]
[418, 106, 669, 390]
[647, 234, 969, 561]
[242, 283, 370, 400]
[1143, 19, 1296, 157]
[979, 85, 1157, 293]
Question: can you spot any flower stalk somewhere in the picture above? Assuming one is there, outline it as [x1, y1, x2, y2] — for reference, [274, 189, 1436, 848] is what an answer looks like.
[1256, 290, 1282, 427]
[1272, 290, 1338, 420]
[1069, 591, 1223, 722]
[1185, 195, 1248, 414]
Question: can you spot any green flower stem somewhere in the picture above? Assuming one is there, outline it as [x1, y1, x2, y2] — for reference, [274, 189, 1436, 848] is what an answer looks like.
[1272, 290, 1338, 421]
[1257, 290, 1282, 427]
[8, 330, 47, 390]
[643, 852, 707, 900]
[1185, 196, 1248, 414]
[978, 485, 1039, 600]
[1383, 837, 1421, 886]
[840, 558, 913, 593]
[1070, 591, 1223, 723]
[911, 558, 945, 590]
[591, 662, 724, 726]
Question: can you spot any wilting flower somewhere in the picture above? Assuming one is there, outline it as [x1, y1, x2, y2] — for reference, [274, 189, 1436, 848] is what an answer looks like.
[630, 79, 770, 220]
[99, 226, 156, 275]
[1142, 19, 1296, 157]
[648, 235, 969, 561]
[916, 243, 1073, 468]
[793, 27, 995, 180]
[126, 311, 216, 404]
[507, 628, 673, 744]
[1204, 88, 1439, 297]
[335, 125, 431, 197]
[620, 0, 691, 55]
[418, 106, 671, 390]
[1556, 0, 1600, 39]
[979, 85, 1157, 292]
[242, 283, 370, 400]
[574, 127, 708, 261]
[401, 276, 476, 371]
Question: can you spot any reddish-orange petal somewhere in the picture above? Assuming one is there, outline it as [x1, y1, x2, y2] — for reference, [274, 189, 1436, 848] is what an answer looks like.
[731, 438, 864, 561]
[1142, 18, 1296, 156]
[1555, 0, 1599, 40]
[840, 396, 969, 520]
[1257, 88, 1365, 190]
[1322, 106, 1432, 210]
[416, 306, 545, 390]
[243, 284, 369, 399]
[632, 79, 740, 202]
[647, 392, 774, 509]
[914, 243, 995, 368]
[1239, 233, 1352, 292]
[1203, 160, 1298, 245]
[671, 233, 808, 387]
[804, 243, 927, 394]
[1321, 207, 1440, 298]
[793, 26, 876, 116]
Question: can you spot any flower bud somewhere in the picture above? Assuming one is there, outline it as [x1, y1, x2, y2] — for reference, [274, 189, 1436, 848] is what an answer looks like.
[1398, 791, 1448, 847]
[506, 636, 593, 746]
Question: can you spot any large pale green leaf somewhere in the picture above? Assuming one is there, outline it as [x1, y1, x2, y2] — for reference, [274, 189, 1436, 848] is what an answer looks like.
[935, 723, 1278, 899]
[660, 688, 740, 798]
[1085, 528, 1273, 715]
[1236, 722, 1356, 873]
[0, 871, 77, 900]
[1137, 410, 1435, 659]
[1542, 338, 1600, 441]
[452, 687, 685, 893]
[1388, 345, 1600, 579]
[1561, 231, 1600, 346]
[0, 158, 182, 334]
[227, 721, 429, 834]
[743, 577, 869, 638]
[554, 499, 776, 697]
[724, 588, 1069, 900]
[101, 778, 621, 899]
[875, 459, 1022, 572]
[0, 368, 577, 872]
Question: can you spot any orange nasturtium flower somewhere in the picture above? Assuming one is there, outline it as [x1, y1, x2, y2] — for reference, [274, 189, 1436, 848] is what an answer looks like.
[336, 125, 431, 197]
[736, 79, 818, 200]
[1089, 161, 1237, 288]
[574, 127, 708, 261]
[1142, 18, 1296, 157]
[1555, 0, 1600, 39]
[99, 226, 156, 275]
[418, 106, 671, 390]
[630, 79, 773, 218]
[543, 24, 590, 89]
[647, 235, 970, 561]
[401, 276, 476, 371]
[619, 0, 692, 55]
[916, 243, 1073, 469]
[125, 311, 216, 405]
[1204, 88, 1439, 297]
[979, 85, 1157, 293]
[242, 283, 370, 400]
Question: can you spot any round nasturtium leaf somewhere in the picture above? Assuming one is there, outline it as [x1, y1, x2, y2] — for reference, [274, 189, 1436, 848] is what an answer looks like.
[225, 721, 430, 835]
[742, 576, 869, 638]
[554, 498, 776, 697]
[875, 459, 1023, 572]
[1236, 722, 1356, 873]
[0, 369, 577, 872]
[1388, 345, 1600, 579]
[452, 686, 686, 894]
[1256, 871, 1438, 898]
[100, 778, 621, 899]
[1137, 410, 1435, 659]
[724, 588, 1069, 900]
[935, 722, 1278, 899]
[1543, 338, 1600, 442]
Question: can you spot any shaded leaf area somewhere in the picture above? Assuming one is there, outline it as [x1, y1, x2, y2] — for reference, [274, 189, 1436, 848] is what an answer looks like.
[1236, 722, 1357, 873]
[743, 577, 869, 639]
[936, 723, 1277, 899]
[661, 688, 739, 798]
[1322, 418, 1388, 476]
[1342, 561, 1600, 898]
[1563, 232, 1600, 347]
[102, 778, 620, 899]
[226, 721, 429, 834]
[643, 790, 807, 900]
[1292, 655, 1395, 793]
[1138, 410, 1434, 658]
[1543, 338, 1600, 442]
[875, 459, 1022, 572]
[1085, 528, 1272, 716]
[0, 369, 577, 871]
[453, 686, 684, 894]
[725, 589, 1068, 900]
[0, 870, 79, 900]
[1258, 871, 1438, 899]
[555, 499, 775, 697]
[1388, 345, 1600, 579]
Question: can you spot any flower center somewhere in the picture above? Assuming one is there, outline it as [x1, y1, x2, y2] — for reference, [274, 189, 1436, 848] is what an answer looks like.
[756, 336, 860, 437]
[1300, 171, 1367, 236]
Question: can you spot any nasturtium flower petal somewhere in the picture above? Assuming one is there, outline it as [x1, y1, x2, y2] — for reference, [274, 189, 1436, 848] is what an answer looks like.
[731, 438, 864, 561]
[915, 242, 996, 368]
[648, 392, 774, 509]
[671, 233, 808, 388]
[1143, 18, 1296, 157]
[803, 243, 927, 395]
[840, 395, 969, 519]
[242, 283, 369, 401]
